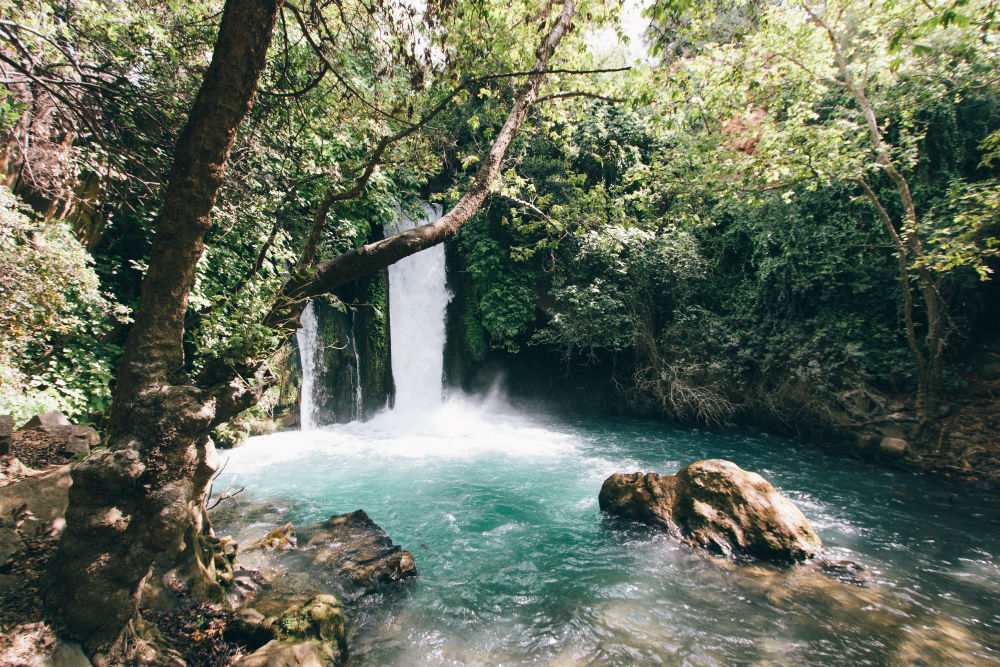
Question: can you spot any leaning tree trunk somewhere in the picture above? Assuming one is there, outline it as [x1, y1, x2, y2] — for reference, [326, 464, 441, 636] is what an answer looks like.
[43, 0, 578, 658]
[43, 0, 283, 657]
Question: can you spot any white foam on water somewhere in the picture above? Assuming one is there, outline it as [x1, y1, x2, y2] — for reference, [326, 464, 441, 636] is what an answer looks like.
[226, 396, 580, 475]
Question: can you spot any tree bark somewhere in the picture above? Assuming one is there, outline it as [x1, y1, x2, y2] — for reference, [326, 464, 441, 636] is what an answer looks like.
[43, 0, 283, 657]
[43, 0, 578, 659]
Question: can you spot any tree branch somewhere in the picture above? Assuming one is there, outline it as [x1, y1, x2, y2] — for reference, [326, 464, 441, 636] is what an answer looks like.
[268, 0, 579, 328]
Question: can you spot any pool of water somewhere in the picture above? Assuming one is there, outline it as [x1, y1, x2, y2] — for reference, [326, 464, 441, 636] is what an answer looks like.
[212, 396, 1000, 667]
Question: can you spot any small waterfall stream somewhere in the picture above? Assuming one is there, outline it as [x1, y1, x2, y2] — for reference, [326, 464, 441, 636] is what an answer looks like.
[350, 310, 363, 420]
[385, 203, 451, 411]
[298, 202, 449, 426]
[296, 300, 321, 430]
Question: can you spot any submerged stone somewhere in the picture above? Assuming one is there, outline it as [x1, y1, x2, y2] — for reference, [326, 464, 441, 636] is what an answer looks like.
[599, 459, 822, 562]
[878, 437, 910, 458]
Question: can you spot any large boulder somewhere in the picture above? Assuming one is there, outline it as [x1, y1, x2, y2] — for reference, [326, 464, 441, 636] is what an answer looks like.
[599, 459, 822, 562]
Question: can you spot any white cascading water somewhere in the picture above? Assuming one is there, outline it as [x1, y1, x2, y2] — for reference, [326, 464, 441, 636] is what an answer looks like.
[296, 300, 321, 430]
[350, 311, 363, 420]
[385, 203, 451, 412]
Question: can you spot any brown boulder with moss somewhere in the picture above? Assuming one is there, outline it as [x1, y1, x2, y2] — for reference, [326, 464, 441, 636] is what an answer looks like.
[599, 459, 822, 562]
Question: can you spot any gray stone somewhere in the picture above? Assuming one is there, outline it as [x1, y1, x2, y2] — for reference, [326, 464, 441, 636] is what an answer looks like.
[879, 437, 910, 458]
[0, 464, 72, 539]
[60, 427, 97, 456]
[19, 411, 70, 432]
[599, 459, 822, 563]
[0, 415, 12, 456]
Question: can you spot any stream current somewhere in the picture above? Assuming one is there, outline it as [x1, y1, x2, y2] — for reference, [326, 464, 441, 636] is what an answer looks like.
[215, 205, 999, 666]
[215, 400, 1000, 667]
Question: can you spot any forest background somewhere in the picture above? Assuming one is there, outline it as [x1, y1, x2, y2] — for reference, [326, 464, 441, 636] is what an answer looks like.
[2, 0, 999, 459]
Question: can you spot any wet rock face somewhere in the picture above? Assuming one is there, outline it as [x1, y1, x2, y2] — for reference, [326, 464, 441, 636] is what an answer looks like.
[246, 522, 297, 551]
[599, 459, 822, 563]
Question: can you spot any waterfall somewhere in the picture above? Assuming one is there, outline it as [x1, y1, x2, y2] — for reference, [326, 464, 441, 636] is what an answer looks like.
[386, 203, 451, 411]
[350, 311, 363, 420]
[296, 300, 321, 430]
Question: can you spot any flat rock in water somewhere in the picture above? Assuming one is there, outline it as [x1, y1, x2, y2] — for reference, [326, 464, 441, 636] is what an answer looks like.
[297, 510, 417, 596]
[599, 459, 822, 563]
[239, 509, 417, 601]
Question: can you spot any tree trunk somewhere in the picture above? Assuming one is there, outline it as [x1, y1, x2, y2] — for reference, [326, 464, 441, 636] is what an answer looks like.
[43, 0, 283, 657]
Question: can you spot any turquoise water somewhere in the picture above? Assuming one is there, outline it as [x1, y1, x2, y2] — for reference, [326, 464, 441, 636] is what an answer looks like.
[214, 398, 1000, 667]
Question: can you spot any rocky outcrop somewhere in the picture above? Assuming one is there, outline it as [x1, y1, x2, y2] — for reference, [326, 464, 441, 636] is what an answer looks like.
[599, 459, 822, 562]
[226, 510, 414, 666]
[240, 509, 417, 601]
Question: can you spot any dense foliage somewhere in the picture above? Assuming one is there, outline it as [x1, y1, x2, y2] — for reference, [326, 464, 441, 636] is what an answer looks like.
[2, 0, 998, 435]
[450, 0, 1000, 432]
